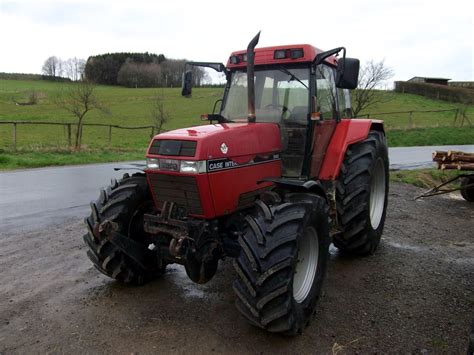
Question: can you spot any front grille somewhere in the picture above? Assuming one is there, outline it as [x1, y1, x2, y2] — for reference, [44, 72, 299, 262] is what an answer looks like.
[148, 173, 202, 215]
[149, 139, 197, 157]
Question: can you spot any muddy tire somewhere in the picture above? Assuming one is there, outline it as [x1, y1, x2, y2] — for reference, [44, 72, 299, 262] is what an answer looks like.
[232, 194, 330, 335]
[83, 173, 164, 285]
[460, 176, 474, 202]
[334, 130, 389, 255]
[469, 318, 474, 355]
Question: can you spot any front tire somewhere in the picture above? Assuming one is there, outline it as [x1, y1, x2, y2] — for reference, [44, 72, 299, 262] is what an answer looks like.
[334, 130, 389, 255]
[83, 173, 165, 285]
[232, 194, 330, 335]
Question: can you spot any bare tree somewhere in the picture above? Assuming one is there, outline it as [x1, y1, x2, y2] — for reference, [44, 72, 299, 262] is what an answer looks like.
[56, 59, 64, 78]
[150, 90, 170, 134]
[352, 60, 395, 117]
[56, 80, 107, 150]
[42, 56, 60, 77]
[64, 57, 86, 81]
[64, 58, 75, 81]
[75, 58, 86, 81]
[117, 62, 161, 88]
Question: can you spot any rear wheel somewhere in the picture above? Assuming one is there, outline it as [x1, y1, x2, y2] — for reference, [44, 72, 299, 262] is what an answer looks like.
[83, 173, 165, 285]
[334, 130, 389, 255]
[460, 176, 474, 202]
[232, 193, 330, 335]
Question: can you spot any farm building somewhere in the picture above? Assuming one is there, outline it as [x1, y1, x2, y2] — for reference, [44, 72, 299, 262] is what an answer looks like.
[408, 77, 450, 86]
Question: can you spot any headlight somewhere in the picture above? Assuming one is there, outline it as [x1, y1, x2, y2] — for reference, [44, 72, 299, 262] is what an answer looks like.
[180, 160, 207, 174]
[146, 158, 160, 169]
[146, 158, 206, 174]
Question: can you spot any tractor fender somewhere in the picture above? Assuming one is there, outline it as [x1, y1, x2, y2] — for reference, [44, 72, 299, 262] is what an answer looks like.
[113, 163, 146, 172]
[319, 119, 384, 180]
[258, 177, 328, 202]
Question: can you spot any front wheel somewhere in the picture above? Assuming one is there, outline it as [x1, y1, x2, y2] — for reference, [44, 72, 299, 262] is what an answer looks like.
[83, 173, 165, 285]
[232, 194, 330, 335]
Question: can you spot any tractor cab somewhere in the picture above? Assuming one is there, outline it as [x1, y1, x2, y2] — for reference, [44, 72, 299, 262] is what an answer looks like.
[182, 39, 359, 179]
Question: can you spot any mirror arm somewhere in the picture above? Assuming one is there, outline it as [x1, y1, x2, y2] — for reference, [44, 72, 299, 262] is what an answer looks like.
[184, 61, 227, 74]
[313, 47, 346, 66]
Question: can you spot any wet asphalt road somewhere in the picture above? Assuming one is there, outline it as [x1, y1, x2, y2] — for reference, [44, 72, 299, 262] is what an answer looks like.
[1, 145, 473, 233]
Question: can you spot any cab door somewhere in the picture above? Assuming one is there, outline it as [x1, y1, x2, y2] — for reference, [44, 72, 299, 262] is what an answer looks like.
[310, 64, 341, 178]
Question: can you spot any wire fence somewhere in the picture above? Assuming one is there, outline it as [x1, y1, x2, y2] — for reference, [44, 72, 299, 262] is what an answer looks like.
[0, 121, 157, 151]
[0, 108, 472, 150]
[355, 108, 472, 130]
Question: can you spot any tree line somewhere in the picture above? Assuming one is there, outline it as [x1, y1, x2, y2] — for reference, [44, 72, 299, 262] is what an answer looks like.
[42, 52, 208, 88]
[85, 52, 208, 88]
[42, 56, 86, 81]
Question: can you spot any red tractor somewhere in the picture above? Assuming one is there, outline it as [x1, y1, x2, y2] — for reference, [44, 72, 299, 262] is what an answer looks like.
[83, 33, 389, 335]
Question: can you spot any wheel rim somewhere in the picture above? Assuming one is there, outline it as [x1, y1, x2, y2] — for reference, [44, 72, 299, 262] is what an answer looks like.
[370, 158, 386, 230]
[293, 226, 319, 303]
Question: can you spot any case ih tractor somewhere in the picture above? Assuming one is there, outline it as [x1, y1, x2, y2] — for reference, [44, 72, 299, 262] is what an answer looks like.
[83, 33, 389, 335]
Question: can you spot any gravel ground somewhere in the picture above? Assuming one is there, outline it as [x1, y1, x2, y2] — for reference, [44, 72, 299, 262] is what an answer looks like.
[0, 182, 473, 354]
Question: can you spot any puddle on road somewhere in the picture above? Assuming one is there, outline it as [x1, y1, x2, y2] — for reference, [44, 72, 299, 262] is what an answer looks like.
[384, 240, 426, 253]
[166, 264, 214, 300]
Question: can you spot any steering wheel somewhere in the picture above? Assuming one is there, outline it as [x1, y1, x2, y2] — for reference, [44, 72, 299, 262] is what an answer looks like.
[264, 104, 292, 116]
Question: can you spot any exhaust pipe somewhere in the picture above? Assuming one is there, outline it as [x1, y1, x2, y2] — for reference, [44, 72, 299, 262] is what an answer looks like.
[247, 31, 260, 123]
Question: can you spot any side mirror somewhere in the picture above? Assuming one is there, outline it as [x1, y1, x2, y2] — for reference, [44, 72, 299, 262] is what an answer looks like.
[181, 70, 193, 96]
[336, 58, 360, 90]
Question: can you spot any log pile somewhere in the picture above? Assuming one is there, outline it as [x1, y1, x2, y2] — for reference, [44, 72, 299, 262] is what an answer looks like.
[432, 150, 474, 171]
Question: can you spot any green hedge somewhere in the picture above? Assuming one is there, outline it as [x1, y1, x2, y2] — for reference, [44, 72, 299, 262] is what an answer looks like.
[394, 81, 474, 104]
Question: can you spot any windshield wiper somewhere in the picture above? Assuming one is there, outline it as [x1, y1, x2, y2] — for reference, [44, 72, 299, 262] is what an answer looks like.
[278, 67, 308, 89]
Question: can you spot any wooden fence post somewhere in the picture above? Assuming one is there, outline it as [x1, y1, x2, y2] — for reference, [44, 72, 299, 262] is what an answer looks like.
[12, 123, 17, 151]
[108, 125, 112, 147]
[452, 109, 458, 126]
[67, 124, 72, 148]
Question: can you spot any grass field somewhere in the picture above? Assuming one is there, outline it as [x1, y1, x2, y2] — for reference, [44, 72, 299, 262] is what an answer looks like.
[390, 168, 464, 189]
[0, 79, 473, 169]
[0, 80, 222, 151]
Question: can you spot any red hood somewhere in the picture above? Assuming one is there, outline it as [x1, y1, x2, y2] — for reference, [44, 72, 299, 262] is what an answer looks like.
[147, 123, 282, 161]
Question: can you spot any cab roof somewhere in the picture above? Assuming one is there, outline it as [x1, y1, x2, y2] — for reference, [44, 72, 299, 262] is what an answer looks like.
[226, 44, 337, 69]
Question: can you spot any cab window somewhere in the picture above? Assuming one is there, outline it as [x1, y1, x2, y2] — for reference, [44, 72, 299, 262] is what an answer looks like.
[316, 65, 338, 119]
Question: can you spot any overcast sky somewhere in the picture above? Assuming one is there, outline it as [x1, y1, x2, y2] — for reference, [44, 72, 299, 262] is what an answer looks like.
[1, 0, 472, 82]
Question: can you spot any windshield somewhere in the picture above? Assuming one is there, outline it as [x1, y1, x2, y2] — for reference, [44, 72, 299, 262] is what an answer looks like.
[221, 67, 309, 123]
[221, 67, 310, 178]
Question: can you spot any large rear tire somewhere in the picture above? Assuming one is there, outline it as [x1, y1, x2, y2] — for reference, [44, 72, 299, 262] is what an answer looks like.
[232, 193, 330, 335]
[334, 130, 389, 255]
[83, 173, 165, 285]
[460, 176, 474, 202]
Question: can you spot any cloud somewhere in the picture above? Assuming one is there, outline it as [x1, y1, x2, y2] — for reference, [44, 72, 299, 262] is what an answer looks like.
[0, 0, 472, 80]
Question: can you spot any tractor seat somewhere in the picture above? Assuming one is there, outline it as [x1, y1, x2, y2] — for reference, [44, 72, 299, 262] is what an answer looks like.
[286, 106, 308, 125]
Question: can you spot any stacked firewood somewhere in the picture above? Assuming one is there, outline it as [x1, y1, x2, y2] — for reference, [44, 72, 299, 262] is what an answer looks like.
[432, 151, 474, 171]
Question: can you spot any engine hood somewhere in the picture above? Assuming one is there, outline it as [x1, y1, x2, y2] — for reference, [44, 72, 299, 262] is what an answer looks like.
[146, 123, 282, 161]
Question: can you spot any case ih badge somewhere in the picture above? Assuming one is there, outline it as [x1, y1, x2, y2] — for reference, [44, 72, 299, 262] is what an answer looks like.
[83, 32, 389, 336]
[220, 142, 228, 154]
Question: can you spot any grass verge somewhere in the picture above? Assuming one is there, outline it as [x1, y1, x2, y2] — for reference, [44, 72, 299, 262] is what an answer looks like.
[386, 127, 474, 147]
[0, 148, 146, 170]
[389, 169, 464, 188]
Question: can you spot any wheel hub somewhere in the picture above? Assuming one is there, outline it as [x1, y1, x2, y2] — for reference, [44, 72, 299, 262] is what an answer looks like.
[293, 226, 319, 303]
[370, 158, 386, 230]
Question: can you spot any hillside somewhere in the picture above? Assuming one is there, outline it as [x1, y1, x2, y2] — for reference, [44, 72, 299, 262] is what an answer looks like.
[0, 79, 472, 168]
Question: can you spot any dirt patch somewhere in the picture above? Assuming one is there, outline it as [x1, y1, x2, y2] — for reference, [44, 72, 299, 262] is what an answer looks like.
[1, 182, 473, 353]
